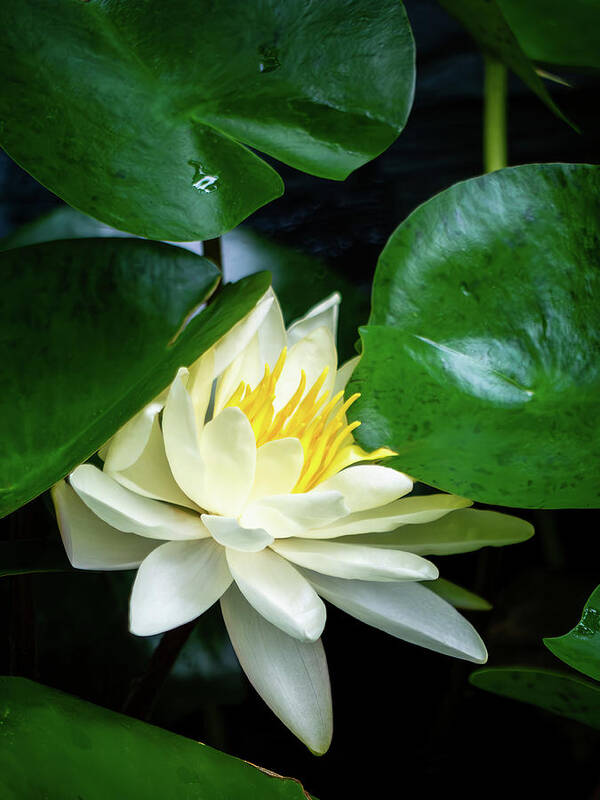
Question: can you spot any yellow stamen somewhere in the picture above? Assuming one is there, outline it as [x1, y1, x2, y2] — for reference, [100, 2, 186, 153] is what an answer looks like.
[223, 348, 391, 491]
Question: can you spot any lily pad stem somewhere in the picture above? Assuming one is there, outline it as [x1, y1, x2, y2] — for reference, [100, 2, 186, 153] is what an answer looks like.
[203, 237, 223, 271]
[483, 56, 508, 173]
[122, 620, 196, 720]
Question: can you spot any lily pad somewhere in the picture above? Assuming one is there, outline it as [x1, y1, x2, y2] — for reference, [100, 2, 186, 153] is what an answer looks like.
[350, 164, 600, 508]
[545, 584, 600, 682]
[437, 0, 569, 124]
[0, 205, 370, 362]
[0, 677, 314, 799]
[0, 0, 415, 240]
[0, 238, 269, 516]
[470, 667, 600, 730]
[0, 540, 71, 578]
[498, 0, 600, 71]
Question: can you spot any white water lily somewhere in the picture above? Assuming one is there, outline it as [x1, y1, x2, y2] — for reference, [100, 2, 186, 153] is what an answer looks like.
[52, 288, 533, 754]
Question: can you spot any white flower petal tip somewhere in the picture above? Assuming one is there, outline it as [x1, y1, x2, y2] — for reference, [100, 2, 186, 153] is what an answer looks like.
[52, 480, 159, 570]
[305, 493, 472, 540]
[226, 548, 326, 642]
[221, 584, 332, 754]
[202, 515, 273, 552]
[286, 292, 341, 347]
[69, 464, 208, 541]
[303, 569, 488, 664]
[339, 508, 533, 557]
[129, 539, 232, 636]
[272, 539, 439, 583]
[314, 464, 413, 513]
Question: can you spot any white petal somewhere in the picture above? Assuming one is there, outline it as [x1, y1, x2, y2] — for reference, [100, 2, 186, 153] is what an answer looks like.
[211, 291, 275, 376]
[248, 438, 304, 503]
[286, 292, 340, 347]
[273, 327, 337, 412]
[202, 515, 273, 552]
[241, 491, 348, 539]
[52, 481, 158, 570]
[314, 465, 413, 513]
[105, 403, 196, 510]
[198, 407, 256, 516]
[300, 494, 472, 539]
[70, 465, 209, 541]
[337, 508, 534, 555]
[271, 538, 438, 582]
[226, 547, 326, 641]
[221, 584, 332, 754]
[104, 402, 162, 472]
[257, 287, 287, 368]
[130, 539, 232, 636]
[333, 355, 361, 396]
[213, 333, 263, 415]
[187, 348, 215, 431]
[303, 569, 488, 663]
[162, 367, 208, 508]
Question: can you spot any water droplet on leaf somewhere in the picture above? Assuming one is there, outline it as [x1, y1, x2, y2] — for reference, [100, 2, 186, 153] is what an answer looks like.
[189, 160, 218, 193]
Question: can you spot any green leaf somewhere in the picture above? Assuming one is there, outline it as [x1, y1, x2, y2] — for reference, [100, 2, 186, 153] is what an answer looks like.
[350, 164, 600, 508]
[544, 585, 600, 682]
[0, 677, 314, 799]
[0, 540, 71, 578]
[0, 238, 269, 517]
[0, 0, 415, 241]
[437, 0, 570, 125]
[0, 203, 369, 360]
[497, 0, 600, 71]
[427, 578, 492, 611]
[470, 667, 600, 730]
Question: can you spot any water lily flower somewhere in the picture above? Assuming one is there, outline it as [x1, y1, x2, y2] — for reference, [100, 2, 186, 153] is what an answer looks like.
[52, 288, 533, 753]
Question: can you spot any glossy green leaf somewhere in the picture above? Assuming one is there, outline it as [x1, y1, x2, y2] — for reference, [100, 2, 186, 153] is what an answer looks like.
[0, 540, 71, 578]
[0, 238, 269, 516]
[470, 667, 600, 729]
[545, 584, 600, 682]
[0, 677, 314, 799]
[498, 0, 600, 70]
[0, 0, 415, 241]
[350, 164, 600, 508]
[427, 578, 492, 611]
[0, 204, 369, 360]
[437, 0, 569, 124]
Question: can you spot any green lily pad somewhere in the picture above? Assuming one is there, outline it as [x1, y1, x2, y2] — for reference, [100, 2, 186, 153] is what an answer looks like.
[0, 540, 71, 578]
[0, 204, 370, 363]
[0, 0, 415, 241]
[470, 667, 600, 730]
[350, 164, 600, 508]
[437, 0, 569, 124]
[498, 0, 600, 70]
[0, 238, 269, 516]
[0, 677, 314, 799]
[545, 584, 600, 682]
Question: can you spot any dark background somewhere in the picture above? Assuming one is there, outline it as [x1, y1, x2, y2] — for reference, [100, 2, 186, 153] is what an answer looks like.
[2, 1, 600, 797]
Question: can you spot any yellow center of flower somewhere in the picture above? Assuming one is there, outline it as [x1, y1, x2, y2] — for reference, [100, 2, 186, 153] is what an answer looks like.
[225, 348, 394, 492]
